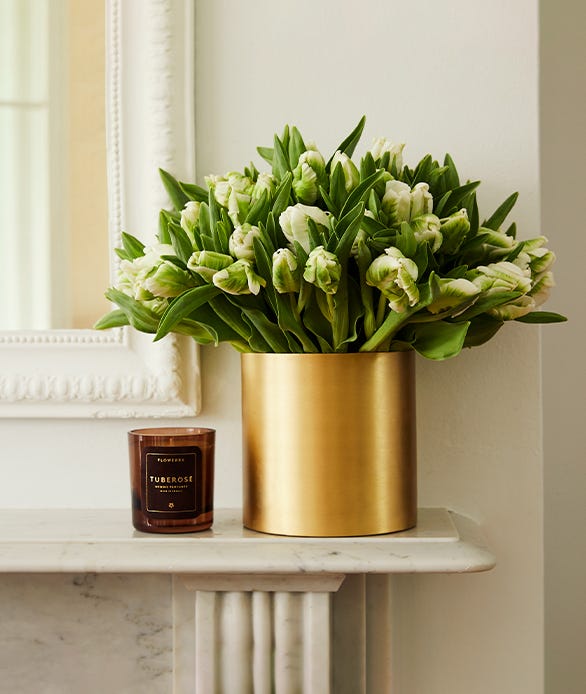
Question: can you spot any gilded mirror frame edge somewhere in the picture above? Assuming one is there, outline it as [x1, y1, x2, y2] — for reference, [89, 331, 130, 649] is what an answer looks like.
[0, 0, 200, 418]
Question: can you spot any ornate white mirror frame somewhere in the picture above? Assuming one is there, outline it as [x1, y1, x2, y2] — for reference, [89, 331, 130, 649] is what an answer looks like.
[0, 0, 200, 418]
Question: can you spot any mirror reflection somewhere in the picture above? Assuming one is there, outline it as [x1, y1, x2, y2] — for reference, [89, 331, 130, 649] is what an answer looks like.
[0, 0, 109, 330]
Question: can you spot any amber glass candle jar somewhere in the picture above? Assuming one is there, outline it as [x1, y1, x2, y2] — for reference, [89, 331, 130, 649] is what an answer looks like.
[128, 427, 215, 534]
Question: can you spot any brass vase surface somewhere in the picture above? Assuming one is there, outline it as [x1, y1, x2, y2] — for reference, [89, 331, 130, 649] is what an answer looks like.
[241, 351, 416, 537]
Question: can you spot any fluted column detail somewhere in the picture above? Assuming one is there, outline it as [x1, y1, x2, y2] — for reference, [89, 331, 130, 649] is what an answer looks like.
[174, 574, 343, 693]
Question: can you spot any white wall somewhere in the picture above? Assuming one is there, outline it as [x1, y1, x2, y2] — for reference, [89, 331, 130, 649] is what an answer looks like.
[0, 1, 551, 691]
[541, 1, 586, 692]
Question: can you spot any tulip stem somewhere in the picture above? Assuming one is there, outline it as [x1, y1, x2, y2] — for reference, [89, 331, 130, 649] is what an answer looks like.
[376, 294, 387, 328]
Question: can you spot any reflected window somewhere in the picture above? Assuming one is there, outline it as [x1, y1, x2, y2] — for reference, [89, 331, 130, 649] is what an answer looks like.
[0, 0, 55, 329]
[0, 0, 108, 330]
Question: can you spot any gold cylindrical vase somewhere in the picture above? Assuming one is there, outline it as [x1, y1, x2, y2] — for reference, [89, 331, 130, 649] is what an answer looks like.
[241, 351, 417, 537]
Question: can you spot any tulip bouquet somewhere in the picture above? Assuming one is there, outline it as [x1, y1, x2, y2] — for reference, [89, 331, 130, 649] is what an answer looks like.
[96, 117, 565, 358]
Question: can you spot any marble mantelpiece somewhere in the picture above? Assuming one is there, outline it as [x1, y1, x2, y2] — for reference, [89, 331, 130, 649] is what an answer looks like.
[0, 509, 495, 693]
[0, 507, 494, 574]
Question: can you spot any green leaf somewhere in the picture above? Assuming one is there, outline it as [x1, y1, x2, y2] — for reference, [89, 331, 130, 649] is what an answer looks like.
[245, 189, 270, 226]
[241, 308, 290, 352]
[275, 294, 318, 353]
[327, 115, 366, 169]
[329, 162, 347, 211]
[483, 192, 519, 231]
[360, 277, 434, 352]
[288, 126, 306, 169]
[257, 146, 274, 165]
[434, 191, 452, 218]
[159, 168, 189, 211]
[158, 210, 173, 245]
[338, 169, 385, 220]
[505, 222, 517, 239]
[360, 152, 377, 180]
[411, 154, 433, 185]
[178, 303, 250, 348]
[121, 232, 145, 259]
[332, 202, 365, 261]
[454, 290, 522, 321]
[167, 222, 194, 263]
[443, 153, 460, 190]
[319, 186, 338, 215]
[272, 134, 291, 179]
[179, 181, 208, 203]
[307, 216, 326, 251]
[463, 314, 504, 347]
[412, 243, 429, 276]
[427, 165, 449, 195]
[104, 288, 160, 334]
[173, 319, 217, 344]
[515, 311, 568, 324]
[251, 237, 278, 313]
[336, 275, 365, 349]
[466, 192, 480, 237]
[114, 247, 131, 261]
[271, 172, 293, 218]
[442, 181, 481, 216]
[410, 320, 470, 360]
[395, 222, 417, 259]
[302, 296, 334, 352]
[93, 309, 129, 330]
[198, 203, 211, 237]
[505, 241, 526, 263]
[154, 285, 221, 341]
[207, 188, 221, 249]
[209, 295, 254, 342]
[160, 255, 189, 272]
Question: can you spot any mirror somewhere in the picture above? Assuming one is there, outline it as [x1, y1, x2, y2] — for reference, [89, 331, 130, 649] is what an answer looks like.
[0, 0, 200, 417]
[0, 0, 109, 330]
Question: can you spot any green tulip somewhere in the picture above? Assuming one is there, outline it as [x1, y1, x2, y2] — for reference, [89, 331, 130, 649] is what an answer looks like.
[187, 250, 234, 282]
[118, 243, 176, 301]
[251, 172, 276, 201]
[513, 237, 556, 275]
[411, 213, 443, 253]
[439, 209, 470, 254]
[470, 261, 532, 295]
[369, 138, 404, 172]
[144, 261, 196, 298]
[468, 260, 534, 319]
[410, 183, 434, 219]
[365, 247, 420, 313]
[381, 181, 433, 226]
[303, 246, 342, 295]
[489, 295, 536, 320]
[143, 297, 169, 316]
[427, 277, 480, 315]
[180, 201, 201, 238]
[206, 171, 255, 225]
[381, 180, 412, 224]
[331, 150, 360, 193]
[489, 267, 556, 320]
[279, 203, 331, 254]
[470, 227, 516, 262]
[293, 149, 326, 204]
[229, 224, 262, 262]
[528, 270, 555, 307]
[212, 259, 266, 295]
[272, 248, 301, 293]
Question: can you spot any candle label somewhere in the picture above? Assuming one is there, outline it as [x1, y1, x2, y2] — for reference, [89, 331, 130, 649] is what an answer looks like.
[143, 446, 201, 514]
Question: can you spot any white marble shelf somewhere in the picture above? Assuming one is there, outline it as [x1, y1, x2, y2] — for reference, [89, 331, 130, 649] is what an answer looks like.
[0, 508, 495, 575]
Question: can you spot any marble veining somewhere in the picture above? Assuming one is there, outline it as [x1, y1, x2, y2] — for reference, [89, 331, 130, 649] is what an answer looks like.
[0, 573, 172, 694]
[0, 508, 496, 575]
